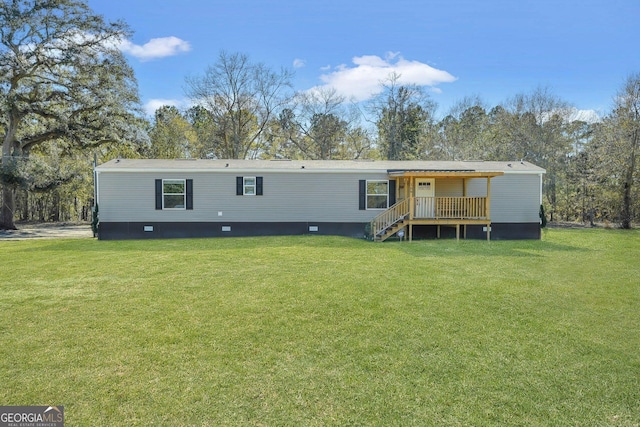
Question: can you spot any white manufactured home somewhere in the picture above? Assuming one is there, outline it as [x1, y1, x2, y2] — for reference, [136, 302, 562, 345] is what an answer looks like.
[94, 159, 545, 241]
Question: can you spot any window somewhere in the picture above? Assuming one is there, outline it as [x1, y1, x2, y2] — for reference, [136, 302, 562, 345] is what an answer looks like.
[366, 180, 389, 209]
[236, 176, 263, 196]
[163, 179, 186, 209]
[359, 179, 395, 210]
[155, 179, 193, 210]
[243, 177, 256, 195]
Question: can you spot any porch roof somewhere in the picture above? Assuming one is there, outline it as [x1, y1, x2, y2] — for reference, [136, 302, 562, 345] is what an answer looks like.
[387, 169, 504, 178]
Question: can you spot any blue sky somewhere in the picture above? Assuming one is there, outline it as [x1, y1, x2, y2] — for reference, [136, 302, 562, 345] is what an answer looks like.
[91, 0, 639, 119]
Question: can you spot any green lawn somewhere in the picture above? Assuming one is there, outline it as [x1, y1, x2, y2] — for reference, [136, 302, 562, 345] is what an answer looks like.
[1, 229, 639, 426]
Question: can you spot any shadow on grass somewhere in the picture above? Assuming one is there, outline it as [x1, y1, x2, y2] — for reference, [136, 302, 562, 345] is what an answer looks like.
[4, 234, 373, 254]
[390, 238, 588, 258]
[7, 228, 616, 257]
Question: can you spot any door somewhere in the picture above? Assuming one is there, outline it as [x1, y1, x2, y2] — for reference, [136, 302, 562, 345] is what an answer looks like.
[415, 178, 435, 217]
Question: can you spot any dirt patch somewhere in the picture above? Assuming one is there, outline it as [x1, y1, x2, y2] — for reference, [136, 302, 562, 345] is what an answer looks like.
[0, 222, 93, 240]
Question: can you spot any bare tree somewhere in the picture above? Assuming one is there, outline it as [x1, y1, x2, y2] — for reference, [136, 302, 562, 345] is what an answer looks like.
[500, 87, 573, 220]
[593, 73, 640, 228]
[277, 87, 370, 160]
[616, 74, 640, 228]
[184, 51, 293, 159]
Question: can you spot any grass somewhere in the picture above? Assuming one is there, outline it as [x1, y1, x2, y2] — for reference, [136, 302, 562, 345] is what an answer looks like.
[0, 229, 639, 426]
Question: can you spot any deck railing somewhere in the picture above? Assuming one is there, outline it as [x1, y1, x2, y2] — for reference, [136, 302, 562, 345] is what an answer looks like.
[370, 198, 410, 238]
[416, 196, 487, 219]
[369, 196, 488, 239]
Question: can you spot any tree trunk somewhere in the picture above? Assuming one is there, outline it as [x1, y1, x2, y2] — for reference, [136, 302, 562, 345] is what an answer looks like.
[52, 191, 60, 222]
[2, 112, 20, 229]
[621, 129, 638, 229]
[622, 182, 632, 229]
[1, 185, 17, 230]
[1, 143, 17, 229]
[20, 189, 28, 221]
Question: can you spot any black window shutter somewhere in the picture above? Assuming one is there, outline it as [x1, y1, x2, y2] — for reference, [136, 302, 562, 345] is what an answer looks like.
[236, 177, 243, 195]
[256, 177, 263, 196]
[389, 180, 396, 206]
[186, 179, 193, 210]
[155, 179, 163, 210]
[359, 180, 366, 210]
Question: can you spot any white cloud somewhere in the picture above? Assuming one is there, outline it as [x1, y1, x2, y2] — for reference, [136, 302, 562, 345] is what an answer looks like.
[311, 53, 457, 102]
[119, 36, 191, 61]
[144, 99, 187, 116]
[568, 108, 601, 123]
[293, 58, 306, 69]
[540, 107, 601, 124]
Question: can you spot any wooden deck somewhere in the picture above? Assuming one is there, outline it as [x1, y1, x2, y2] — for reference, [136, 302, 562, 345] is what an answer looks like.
[370, 197, 492, 242]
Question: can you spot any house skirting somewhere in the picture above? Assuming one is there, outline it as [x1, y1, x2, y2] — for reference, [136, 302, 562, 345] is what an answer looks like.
[411, 222, 541, 240]
[98, 221, 541, 241]
[97, 222, 369, 240]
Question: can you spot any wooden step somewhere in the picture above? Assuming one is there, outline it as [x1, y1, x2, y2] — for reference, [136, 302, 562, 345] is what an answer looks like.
[374, 221, 406, 242]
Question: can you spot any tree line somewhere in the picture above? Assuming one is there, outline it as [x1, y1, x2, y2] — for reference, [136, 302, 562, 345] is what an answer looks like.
[1, 1, 638, 230]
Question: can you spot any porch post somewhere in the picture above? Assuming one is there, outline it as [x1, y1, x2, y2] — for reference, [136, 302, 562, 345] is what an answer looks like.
[404, 177, 409, 200]
[486, 177, 492, 241]
[409, 177, 415, 220]
[486, 177, 492, 219]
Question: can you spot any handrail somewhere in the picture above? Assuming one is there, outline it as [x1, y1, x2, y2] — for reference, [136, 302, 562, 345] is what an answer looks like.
[370, 198, 410, 238]
[415, 196, 487, 219]
[369, 196, 488, 240]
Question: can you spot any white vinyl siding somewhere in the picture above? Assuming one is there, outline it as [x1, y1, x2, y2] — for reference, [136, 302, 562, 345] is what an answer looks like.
[96, 168, 542, 225]
[466, 174, 541, 223]
[97, 171, 388, 223]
